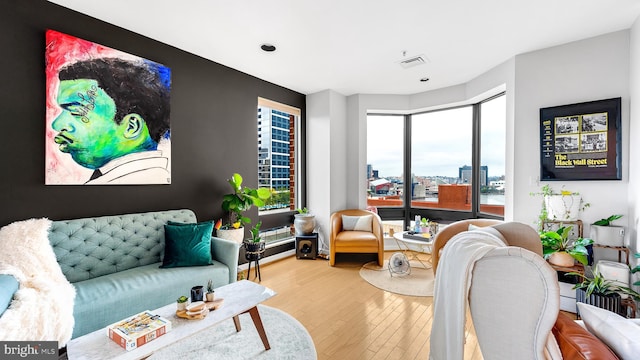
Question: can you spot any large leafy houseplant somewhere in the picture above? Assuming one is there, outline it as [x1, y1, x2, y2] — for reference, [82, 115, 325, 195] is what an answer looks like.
[216, 173, 271, 230]
[540, 225, 592, 266]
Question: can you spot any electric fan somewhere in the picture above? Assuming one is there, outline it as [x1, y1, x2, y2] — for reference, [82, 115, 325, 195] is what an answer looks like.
[388, 252, 411, 276]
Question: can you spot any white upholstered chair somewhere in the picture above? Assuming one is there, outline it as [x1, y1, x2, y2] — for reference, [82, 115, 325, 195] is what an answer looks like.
[431, 222, 562, 360]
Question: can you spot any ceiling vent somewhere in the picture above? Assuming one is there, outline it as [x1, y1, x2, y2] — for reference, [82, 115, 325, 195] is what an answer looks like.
[398, 54, 428, 69]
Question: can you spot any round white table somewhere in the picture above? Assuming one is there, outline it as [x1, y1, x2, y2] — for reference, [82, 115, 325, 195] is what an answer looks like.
[391, 230, 434, 269]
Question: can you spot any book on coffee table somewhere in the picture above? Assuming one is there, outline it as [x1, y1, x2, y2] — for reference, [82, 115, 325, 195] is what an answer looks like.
[107, 310, 172, 351]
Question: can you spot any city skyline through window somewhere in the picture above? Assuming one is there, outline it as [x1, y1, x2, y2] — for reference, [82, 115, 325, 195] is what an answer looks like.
[366, 93, 506, 219]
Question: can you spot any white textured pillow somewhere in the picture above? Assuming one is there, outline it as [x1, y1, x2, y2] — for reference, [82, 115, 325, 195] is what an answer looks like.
[577, 302, 640, 359]
[342, 215, 373, 232]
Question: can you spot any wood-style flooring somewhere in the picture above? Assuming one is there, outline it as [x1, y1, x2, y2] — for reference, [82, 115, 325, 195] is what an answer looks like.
[255, 252, 484, 360]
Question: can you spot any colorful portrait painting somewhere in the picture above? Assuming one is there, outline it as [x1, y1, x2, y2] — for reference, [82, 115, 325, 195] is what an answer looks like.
[45, 30, 171, 185]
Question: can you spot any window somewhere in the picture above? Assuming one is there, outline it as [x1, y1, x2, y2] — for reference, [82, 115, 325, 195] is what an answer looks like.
[479, 94, 506, 216]
[257, 97, 302, 244]
[366, 115, 405, 207]
[366, 93, 505, 227]
[411, 107, 472, 210]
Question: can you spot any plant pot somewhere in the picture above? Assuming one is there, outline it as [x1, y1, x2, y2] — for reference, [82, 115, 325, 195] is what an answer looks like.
[244, 240, 266, 261]
[177, 302, 187, 311]
[548, 251, 575, 267]
[294, 214, 315, 235]
[590, 225, 625, 247]
[576, 288, 622, 317]
[544, 194, 582, 221]
[205, 292, 215, 302]
[216, 227, 245, 243]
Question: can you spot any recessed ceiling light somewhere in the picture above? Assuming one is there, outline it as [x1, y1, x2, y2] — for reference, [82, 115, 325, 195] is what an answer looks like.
[420, 77, 430, 82]
[261, 44, 276, 52]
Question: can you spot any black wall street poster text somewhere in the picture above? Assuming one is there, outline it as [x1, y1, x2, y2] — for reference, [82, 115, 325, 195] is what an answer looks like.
[540, 97, 621, 181]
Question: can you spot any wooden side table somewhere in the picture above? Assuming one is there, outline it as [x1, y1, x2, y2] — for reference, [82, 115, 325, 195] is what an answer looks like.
[592, 244, 630, 265]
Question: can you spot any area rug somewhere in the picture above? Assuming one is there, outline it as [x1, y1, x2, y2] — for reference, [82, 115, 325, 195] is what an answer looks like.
[147, 305, 316, 360]
[359, 259, 435, 297]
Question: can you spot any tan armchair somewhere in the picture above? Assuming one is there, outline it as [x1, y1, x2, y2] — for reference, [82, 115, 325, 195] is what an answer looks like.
[330, 209, 384, 266]
[432, 219, 503, 274]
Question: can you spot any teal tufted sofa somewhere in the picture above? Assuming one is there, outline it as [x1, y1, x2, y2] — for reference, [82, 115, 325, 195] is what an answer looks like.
[4, 209, 239, 339]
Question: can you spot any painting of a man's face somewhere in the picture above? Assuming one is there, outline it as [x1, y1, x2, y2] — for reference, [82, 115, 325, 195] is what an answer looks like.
[53, 79, 120, 169]
[45, 30, 171, 185]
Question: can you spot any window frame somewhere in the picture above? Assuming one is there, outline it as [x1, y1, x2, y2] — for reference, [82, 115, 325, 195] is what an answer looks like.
[368, 93, 505, 228]
[256, 97, 305, 240]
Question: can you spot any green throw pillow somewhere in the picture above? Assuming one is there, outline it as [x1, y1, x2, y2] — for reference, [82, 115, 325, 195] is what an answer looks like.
[161, 221, 214, 268]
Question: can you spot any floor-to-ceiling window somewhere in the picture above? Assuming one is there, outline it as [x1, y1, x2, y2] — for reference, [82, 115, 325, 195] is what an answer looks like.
[479, 94, 506, 217]
[411, 106, 473, 211]
[257, 97, 303, 245]
[366, 93, 505, 229]
[366, 114, 405, 208]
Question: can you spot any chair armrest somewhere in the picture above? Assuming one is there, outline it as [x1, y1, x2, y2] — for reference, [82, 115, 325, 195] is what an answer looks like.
[210, 236, 241, 284]
[0, 274, 19, 317]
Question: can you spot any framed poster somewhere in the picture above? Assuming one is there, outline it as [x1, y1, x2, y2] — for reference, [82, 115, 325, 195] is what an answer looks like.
[539, 97, 621, 181]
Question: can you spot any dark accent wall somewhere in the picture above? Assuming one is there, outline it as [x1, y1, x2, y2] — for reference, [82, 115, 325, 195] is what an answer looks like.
[0, 0, 305, 226]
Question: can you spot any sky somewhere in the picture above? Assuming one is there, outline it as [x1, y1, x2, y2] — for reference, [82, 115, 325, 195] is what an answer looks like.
[367, 95, 506, 179]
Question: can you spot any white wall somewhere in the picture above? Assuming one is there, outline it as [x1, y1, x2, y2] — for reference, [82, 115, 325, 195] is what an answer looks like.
[306, 90, 348, 252]
[513, 30, 630, 258]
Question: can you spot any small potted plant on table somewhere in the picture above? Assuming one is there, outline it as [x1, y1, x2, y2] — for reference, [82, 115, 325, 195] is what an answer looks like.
[176, 295, 188, 311]
[206, 280, 215, 302]
[590, 214, 625, 247]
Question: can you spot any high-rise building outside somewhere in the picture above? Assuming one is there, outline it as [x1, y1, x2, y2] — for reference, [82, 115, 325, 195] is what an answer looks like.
[258, 106, 290, 191]
[458, 165, 488, 186]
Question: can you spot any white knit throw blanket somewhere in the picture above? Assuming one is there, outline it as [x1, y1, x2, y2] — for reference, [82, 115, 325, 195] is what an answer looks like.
[429, 230, 506, 360]
[0, 218, 76, 347]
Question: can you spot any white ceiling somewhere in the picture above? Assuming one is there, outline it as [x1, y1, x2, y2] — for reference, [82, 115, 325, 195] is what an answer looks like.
[48, 0, 640, 96]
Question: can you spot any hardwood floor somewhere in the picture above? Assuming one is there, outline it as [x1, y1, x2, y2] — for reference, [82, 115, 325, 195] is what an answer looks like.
[253, 252, 484, 360]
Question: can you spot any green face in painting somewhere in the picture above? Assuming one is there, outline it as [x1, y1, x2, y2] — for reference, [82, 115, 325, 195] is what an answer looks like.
[52, 79, 153, 169]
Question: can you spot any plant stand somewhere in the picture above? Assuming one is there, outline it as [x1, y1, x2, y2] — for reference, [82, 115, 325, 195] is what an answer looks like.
[244, 241, 266, 282]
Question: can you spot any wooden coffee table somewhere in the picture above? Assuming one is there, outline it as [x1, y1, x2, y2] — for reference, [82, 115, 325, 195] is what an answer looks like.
[66, 280, 276, 360]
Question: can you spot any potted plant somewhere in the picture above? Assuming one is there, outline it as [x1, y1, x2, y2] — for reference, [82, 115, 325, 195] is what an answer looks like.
[176, 295, 188, 311]
[294, 207, 315, 236]
[206, 279, 215, 302]
[420, 217, 430, 233]
[215, 173, 271, 243]
[540, 225, 592, 267]
[530, 185, 589, 230]
[570, 267, 640, 317]
[590, 214, 625, 247]
[244, 221, 266, 261]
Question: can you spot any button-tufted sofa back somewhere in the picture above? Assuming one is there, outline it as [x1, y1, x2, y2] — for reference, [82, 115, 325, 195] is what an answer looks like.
[48, 209, 197, 283]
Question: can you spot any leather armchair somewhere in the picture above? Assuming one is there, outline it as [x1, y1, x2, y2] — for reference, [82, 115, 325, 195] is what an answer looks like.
[330, 209, 384, 266]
